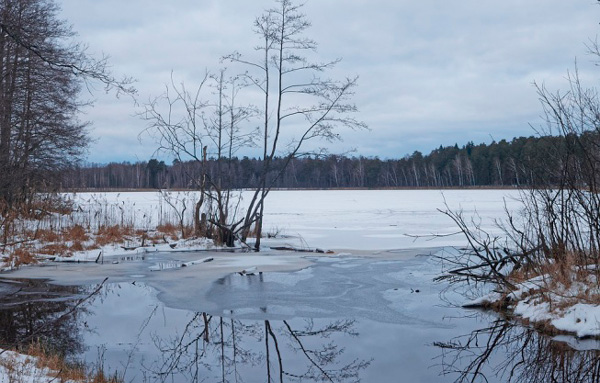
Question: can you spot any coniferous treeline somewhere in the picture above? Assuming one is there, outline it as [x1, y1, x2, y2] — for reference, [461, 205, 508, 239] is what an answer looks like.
[60, 135, 568, 190]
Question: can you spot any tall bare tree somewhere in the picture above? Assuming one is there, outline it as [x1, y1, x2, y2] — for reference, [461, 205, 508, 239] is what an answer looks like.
[225, 0, 367, 249]
[142, 0, 365, 249]
[0, 0, 134, 210]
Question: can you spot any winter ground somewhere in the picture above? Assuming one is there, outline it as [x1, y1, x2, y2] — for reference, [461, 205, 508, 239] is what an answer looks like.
[0, 350, 66, 383]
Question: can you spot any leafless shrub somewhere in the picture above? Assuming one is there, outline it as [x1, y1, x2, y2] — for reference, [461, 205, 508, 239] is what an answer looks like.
[438, 67, 600, 302]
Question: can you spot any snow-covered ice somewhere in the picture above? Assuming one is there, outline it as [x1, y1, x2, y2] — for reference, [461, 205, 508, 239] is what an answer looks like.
[69, 189, 522, 251]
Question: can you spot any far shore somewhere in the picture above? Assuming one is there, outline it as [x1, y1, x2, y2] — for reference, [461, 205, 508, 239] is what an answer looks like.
[62, 185, 522, 193]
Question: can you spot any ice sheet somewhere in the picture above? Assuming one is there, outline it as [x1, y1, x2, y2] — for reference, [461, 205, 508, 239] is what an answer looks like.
[70, 189, 522, 251]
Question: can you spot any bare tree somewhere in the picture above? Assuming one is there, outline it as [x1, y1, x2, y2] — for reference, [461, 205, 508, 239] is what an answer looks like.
[224, 0, 367, 250]
[140, 71, 255, 246]
[142, 0, 365, 249]
[0, 0, 135, 211]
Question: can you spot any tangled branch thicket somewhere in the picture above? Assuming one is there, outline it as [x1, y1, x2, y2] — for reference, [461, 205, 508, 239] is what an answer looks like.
[438, 68, 600, 306]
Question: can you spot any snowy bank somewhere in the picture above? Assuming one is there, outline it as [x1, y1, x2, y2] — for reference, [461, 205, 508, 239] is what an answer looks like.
[466, 271, 600, 339]
[0, 349, 80, 383]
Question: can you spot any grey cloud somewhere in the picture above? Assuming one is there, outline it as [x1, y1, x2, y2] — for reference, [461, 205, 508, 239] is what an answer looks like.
[59, 0, 600, 163]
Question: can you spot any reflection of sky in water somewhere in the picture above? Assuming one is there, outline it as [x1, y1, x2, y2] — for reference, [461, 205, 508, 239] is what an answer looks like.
[3, 254, 599, 382]
[72, 256, 500, 383]
[208, 255, 450, 324]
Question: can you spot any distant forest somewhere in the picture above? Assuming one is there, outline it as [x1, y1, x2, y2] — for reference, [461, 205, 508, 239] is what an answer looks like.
[62, 135, 569, 190]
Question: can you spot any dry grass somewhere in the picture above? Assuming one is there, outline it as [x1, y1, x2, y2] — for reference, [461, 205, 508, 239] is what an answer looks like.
[156, 223, 179, 238]
[37, 243, 71, 256]
[9, 247, 37, 267]
[0, 341, 122, 383]
[71, 241, 85, 252]
[245, 224, 259, 238]
[36, 228, 61, 243]
[2, 223, 203, 267]
[0, 194, 214, 267]
[499, 250, 600, 319]
[95, 225, 133, 247]
[65, 225, 89, 242]
[26, 342, 88, 382]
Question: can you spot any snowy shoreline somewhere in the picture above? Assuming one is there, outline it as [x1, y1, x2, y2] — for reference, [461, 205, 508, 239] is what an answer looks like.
[465, 273, 600, 340]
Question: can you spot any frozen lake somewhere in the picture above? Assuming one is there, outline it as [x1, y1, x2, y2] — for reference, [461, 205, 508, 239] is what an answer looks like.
[3, 189, 589, 382]
[259, 189, 522, 250]
[71, 189, 524, 250]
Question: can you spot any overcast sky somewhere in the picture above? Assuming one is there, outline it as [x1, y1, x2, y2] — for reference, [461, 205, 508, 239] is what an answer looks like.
[59, 0, 600, 164]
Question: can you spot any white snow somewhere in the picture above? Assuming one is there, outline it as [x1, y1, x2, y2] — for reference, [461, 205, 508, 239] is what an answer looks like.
[476, 272, 600, 339]
[51, 237, 218, 264]
[513, 299, 553, 322]
[551, 304, 600, 337]
[0, 349, 75, 383]
[513, 299, 600, 338]
[67, 189, 522, 251]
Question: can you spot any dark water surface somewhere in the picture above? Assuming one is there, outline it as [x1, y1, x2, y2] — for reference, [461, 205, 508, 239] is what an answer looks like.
[1, 255, 599, 383]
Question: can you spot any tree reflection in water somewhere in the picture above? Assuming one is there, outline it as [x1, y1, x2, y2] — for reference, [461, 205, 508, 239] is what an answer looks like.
[0, 279, 370, 382]
[145, 312, 371, 383]
[0, 278, 91, 357]
[436, 317, 600, 383]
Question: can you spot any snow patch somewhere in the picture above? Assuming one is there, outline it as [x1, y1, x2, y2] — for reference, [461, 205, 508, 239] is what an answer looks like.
[0, 349, 73, 383]
[478, 272, 600, 339]
[551, 304, 600, 338]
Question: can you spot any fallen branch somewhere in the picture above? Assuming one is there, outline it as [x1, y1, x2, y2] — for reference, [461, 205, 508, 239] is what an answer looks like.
[270, 246, 333, 254]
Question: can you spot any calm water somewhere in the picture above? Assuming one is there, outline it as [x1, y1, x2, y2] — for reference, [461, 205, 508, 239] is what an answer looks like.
[1, 254, 599, 383]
